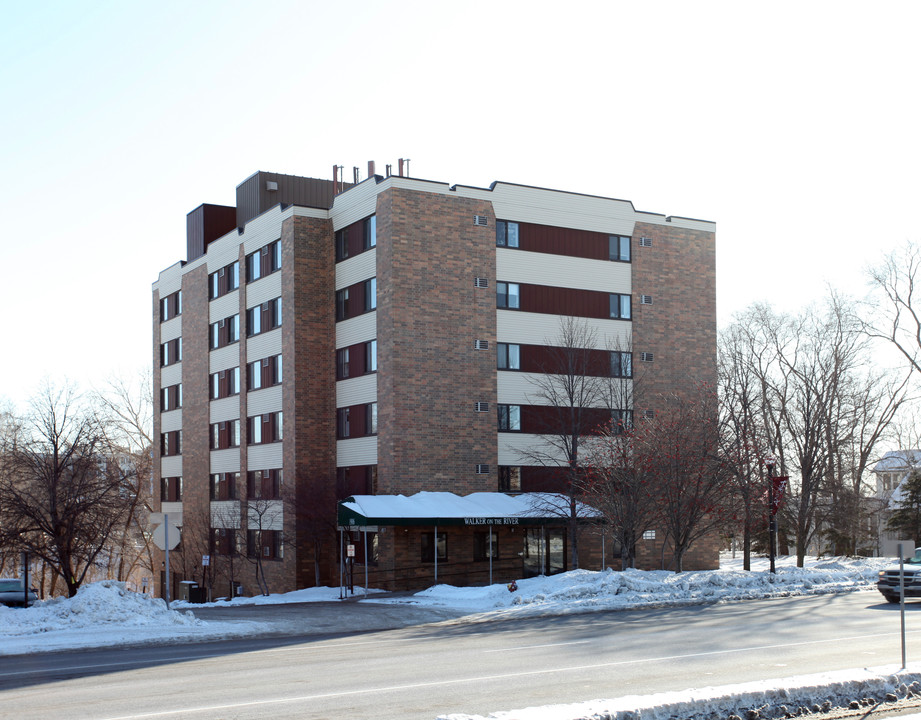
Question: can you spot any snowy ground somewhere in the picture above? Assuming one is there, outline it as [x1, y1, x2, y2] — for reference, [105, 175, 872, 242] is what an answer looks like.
[3, 553, 920, 720]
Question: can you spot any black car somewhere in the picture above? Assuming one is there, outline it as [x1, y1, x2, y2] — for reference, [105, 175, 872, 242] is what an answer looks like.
[0, 578, 38, 607]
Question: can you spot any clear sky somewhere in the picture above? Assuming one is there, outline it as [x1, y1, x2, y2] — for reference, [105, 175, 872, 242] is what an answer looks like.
[1, 1, 918, 409]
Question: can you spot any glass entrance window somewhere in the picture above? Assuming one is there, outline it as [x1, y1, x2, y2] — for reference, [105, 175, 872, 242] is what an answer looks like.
[522, 528, 566, 577]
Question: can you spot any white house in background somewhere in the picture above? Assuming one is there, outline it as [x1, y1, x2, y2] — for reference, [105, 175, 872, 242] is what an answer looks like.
[872, 449, 921, 557]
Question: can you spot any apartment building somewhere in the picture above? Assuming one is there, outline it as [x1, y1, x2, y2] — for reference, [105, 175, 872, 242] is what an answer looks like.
[152, 165, 717, 597]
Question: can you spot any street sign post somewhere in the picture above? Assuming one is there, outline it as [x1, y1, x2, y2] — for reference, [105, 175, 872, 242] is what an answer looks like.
[150, 513, 181, 608]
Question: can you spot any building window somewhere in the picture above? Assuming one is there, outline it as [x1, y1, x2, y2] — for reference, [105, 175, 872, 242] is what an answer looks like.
[337, 216, 377, 262]
[610, 293, 632, 320]
[497, 404, 521, 431]
[210, 528, 236, 557]
[497, 343, 520, 370]
[160, 291, 182, 322]
[247, 469, 282, 500]
[473, 532, 499, 561]
[210, 472, 238, 500]
[336, 288, 349, 321]
[210, 420, 241, 449]
[160, 338, 182, 367]
[421, 532, 447, 563]
[210, 315, 240, 349]
[499, 466, 521, 493]
[246, 239, 281, 282]
[248, 412, 283, 445]
[247, 355, 282, 390]
[609, 235, 631, 263]
[336, 348, 350, 380]
[364, 216, 376, 250]
[337, 279, 376, 321]
[365, 340, 377, 373]
[210, 368, 240, 399]
[497, 282, 520, 309]
[496, 220, 519, 248]
[366, 403, 377, 435]
[246, 298, 282, 337]
[611, 351, 632, 378]
[209, 261, 240, 300]
[643, 530, 656, 541]
[337, 228, 351, 261]
[160, 431, 181, 457]
[611, 410, 634, 434]
[337, 466, 377, 496]
[161, 383, 182, 411]
[247, 530, 283, 560]
[160, 476, 182, 502]
[337, 407, 351, 439]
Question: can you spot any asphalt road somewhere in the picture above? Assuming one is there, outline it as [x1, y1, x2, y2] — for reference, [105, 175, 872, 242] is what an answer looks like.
[3, 591, 920, 720]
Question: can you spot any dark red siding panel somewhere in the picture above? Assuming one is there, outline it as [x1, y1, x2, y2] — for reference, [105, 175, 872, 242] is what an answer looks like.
[520, 284, 609, 319]
[345, 220, 364, 258]
[336, 466, 375, 498]
[520, 222, 608, 260]
[520, 405, 610, 435]
[520, 344, 611, 376]
[520, 466, 568, 493]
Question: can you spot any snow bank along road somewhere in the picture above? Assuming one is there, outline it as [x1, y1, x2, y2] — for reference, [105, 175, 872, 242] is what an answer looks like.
[0, 559, 921, 720]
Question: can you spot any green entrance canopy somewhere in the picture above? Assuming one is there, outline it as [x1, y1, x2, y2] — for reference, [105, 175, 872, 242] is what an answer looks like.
[337, 491, 602, 528]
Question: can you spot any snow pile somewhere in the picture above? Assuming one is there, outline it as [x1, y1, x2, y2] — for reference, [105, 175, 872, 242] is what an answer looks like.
[438, 666, 921, 720]
[0, 580, 201, 634]
[394, 556, 891, 617]
[172, 584, 377, 608]
[0, 580, 268, 653]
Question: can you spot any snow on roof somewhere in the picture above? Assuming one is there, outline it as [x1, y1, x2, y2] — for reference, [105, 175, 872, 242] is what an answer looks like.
[337, 491, 601, 527]
[873, 450, 921, 473]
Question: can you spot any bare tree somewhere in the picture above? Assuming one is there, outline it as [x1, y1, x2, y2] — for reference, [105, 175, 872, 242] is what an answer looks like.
[0, 383, 131, 597]
[517, 317, 617, 569]
[723, 297, 907, 565]
[582, 417, 659, 569]
[718, 323, 771, 569]
[92, 370, 155, 586]
[866, 241, 921, 375]
[643, 387, 730, 572]
[244, 496, 286, 596]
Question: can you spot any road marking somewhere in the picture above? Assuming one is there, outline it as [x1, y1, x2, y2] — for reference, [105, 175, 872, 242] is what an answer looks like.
[484, 640, 590, 652]
[91, 629, 921, 719]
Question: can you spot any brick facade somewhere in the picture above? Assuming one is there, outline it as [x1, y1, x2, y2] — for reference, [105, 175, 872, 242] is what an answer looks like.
[152, 171, 719, 599]
[376, 188, 498, 495]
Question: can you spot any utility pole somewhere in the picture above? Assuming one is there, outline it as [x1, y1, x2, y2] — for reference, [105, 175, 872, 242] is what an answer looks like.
[766, 457, 777, 574]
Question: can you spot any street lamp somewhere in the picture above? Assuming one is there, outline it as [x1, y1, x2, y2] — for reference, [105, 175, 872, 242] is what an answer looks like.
[765, 457, 777, 574]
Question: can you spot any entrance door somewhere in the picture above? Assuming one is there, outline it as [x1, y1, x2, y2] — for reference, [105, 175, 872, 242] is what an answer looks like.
[522, 528, 567, 577]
